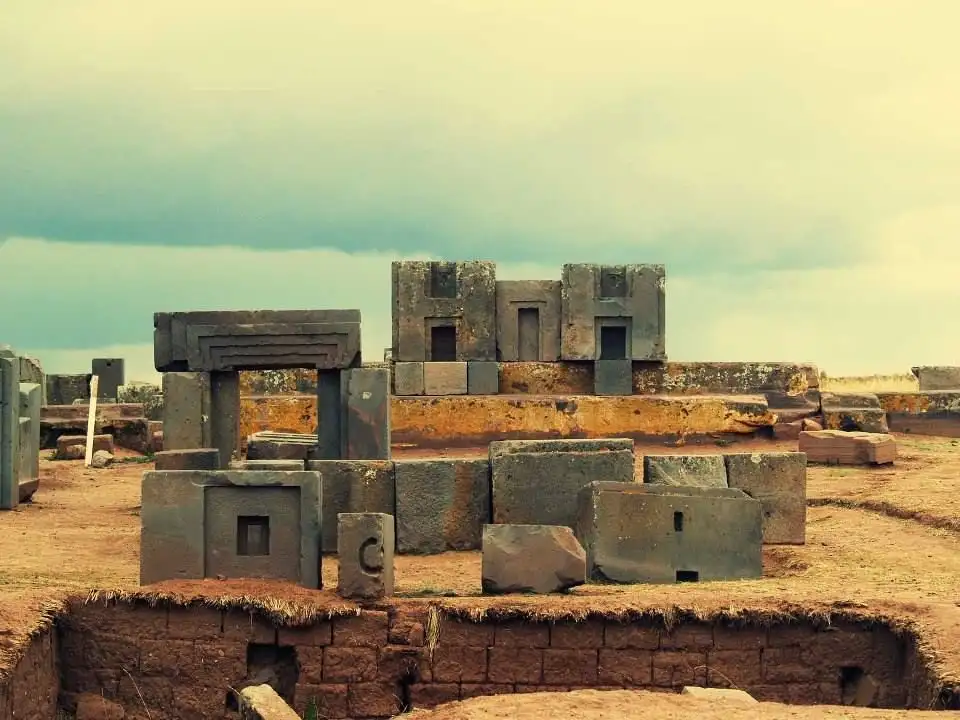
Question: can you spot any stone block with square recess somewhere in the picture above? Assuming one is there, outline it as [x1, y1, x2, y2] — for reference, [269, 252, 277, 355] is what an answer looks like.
[491, 438, 635, 528]
[643, 454, 728, 488]
[140, 470, 322, 587]
[337, 512, 395, 599]
[495, 279, 562, 361]
[340, 366, 390, 460]
[560, 263, 666, 361]
[393, 362, 424, 395]
[423, 362, 468, 395]
[481, 524, 586, 594]
[799, 430, 896, 465]
[594, 359, 633, 395]
[576, 481, 763, 584]
[306, 460, 395, 552]
[395, 459, 489, 553]
[467, 361, 499, 395]
[724, 452, 807, 544]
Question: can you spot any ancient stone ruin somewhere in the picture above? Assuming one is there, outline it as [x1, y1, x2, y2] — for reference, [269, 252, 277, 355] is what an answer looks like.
[0, 346, 42, 509]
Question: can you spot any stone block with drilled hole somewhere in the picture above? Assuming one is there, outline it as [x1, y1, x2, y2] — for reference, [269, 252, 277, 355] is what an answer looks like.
[491, 439, 636, 528]
[306, 460, 395, 552]
[467, 361, 500, 395]
[337, 512, 395, 599]
[393, 362, 425, 395]
[481, 524, 586, 594]
[576, 482, 763, 584]
[643, 454, 728, 488]
[594, 359, 633, 396]
[395, 459, 489, 554]
[91, 358, 125, 400]
[798, 430, 896, 465]
[154, 448, 221, 471]
[723, 452, 806, 544]
[423, 362, 468, 395]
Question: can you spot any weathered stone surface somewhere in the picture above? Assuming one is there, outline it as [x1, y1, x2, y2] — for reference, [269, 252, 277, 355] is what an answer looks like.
[491, 440, 635, 528]
[481, 524, 586, 594]
[154, 309, 362, 372]
[238, 683, 301, 720]
[18, 383, 41, 484]
[681, 687, 758, 704]
[90, 450, 114, 468]
[643, 454, 728, 488]
[820, 392, 882, 409]
[315, 369, 342, 460]
[879, 391, 960, 437]
[467, 361, 499, 395]
[45, 373, 90, 405]
[560, 264, 666, 361]
[724, 452, 806, 544]
[822, 408, 889, 434]
[392, 260, 497, 362]
[799, 430, 897, 465]
[140, 470, 322, 587]
[55, 434, 114, 458]
[75, 692, 126, 720]
[490, 438, 634, 456]
[306, 460, 395, 552]
[162, 371, 239, 467]
[155, 448, 221, 471]
[340, 367, 390, 460]
[423, 362, 468, 395]
[772, 417, 822, 440]
[393, 361, 425, 395]
[248, 431, 316, 461]
[230, 459, 305, 470]
[594, 359, 633, 396]
[912, 366, 960, 391]
[576, 482, 763, 584]
[337, 512, 395, 599]
[92, 358, 125, 400]
[0, 355, 20, 509]
[395, 459, 489, 553]
[495, 280, 562, 361]
[18, 356, 44, 402]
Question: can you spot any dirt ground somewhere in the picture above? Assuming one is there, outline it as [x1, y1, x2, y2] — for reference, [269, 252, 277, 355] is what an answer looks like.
[1, 434, 959, 717]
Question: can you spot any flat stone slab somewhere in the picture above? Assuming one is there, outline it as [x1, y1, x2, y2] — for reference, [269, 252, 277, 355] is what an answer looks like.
[799, 430, 897, 465]
[481, 524, 586, 594]
[230, 459, 305, 471]
[56, 434, 114, 459]
[822, 407, 889, 434]
[155, 448, 221, 471]
[489, 438, 634, 457]
[643, 454, 728, 488]
[724, 452, 806, 544]
[681, 687, 758, 704]
[820, 391, 882, 409]
[247, 431, 317, 461]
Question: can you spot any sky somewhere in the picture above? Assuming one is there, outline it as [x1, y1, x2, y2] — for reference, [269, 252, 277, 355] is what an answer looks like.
[2, 0, 959, 382]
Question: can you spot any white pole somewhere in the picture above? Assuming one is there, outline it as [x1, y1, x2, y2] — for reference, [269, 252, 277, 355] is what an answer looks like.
[84, 376, 100, 467]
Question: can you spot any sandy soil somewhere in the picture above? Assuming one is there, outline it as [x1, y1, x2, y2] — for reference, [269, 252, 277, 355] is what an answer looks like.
[1, 434, 959, 717]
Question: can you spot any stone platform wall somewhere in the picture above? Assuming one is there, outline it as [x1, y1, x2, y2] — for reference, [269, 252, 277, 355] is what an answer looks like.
[0, 628, 59, 719]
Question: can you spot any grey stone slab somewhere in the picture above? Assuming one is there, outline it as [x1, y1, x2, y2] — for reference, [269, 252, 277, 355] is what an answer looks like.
[491, 445, 635, 528]
[340, 367, 391, 460]
[395, 459, 490, 554]
[594, 359, 633, 396]
[140, 470, 322, 587]
[92, 358, 125, 400]
[393, 362, 425, 395]
[306, 460, 396, 553]
[489, 438, 634, 458]
[495, 280, 562, 361]
[18, 383, 41, 483]
[823, 408, 889, 434]
[643, 454, 728, 488]
[17, 356, 44, 402]
[912, 366, 960, 391]
[392, 261, 497, 362]
[162, 372, 211, 450]
[210, 371, 241, 467]
[724, 452, 806, 545]
[45, 374, 90, 405]
[560, 264, 666, 361]
[0, 356, 20, 509]
[481, 524, 586, 594]
[315, 369, 342, 460]
[155, 448, 221, 471]
[575, 481, 763, 584]
[467, 361, 499, 395]
[154, 309, 361, 372]
[423, 362, 468, 395]
[230, 459, 306, 471]
[247, 431, 317, 461]
[337, 512, 395, 599]
[820, 392, 881, 409]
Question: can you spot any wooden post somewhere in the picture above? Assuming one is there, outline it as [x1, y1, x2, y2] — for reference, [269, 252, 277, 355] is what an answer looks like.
[84, 376, 100, 467]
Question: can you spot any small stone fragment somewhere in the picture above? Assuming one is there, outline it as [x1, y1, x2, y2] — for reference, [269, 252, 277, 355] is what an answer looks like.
[91, 450, 114, 468]
[799, 430, 896, 465]
[481, 524, 586, 594]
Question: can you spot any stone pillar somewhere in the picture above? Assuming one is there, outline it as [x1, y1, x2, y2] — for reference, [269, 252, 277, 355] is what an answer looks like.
[337, 512, 395, 599]
[0, 352, 21, 510]
[340, 367, 391, 460]
[210, 371, 240, 467]
[315, 370, 342, 460]
[18, 384, 41, 483]
[91, 358, 125, 401]
[161, 371, 238, 468]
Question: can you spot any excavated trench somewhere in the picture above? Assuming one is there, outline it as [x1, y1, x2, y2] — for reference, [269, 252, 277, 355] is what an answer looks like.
[1, 600, 958, 719]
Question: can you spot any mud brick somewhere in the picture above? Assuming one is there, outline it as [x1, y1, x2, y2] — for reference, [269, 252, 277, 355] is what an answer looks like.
[323, 647, 378, 682]
[277, 621, 332, 647]
[761, 647, 816, 683]
[799, 628, 874, 671]
[194, 640, 247, 682]
[660, 624, 714, 650]
[138, 638, 195, 677]
[438, 618, 494, 647]
[83, 635, 141, 673]
[348, 682, 403, 718]
[221, 609, 277, 644]
[604, 622, 660, 650]
[713, 624, 768, 650]
[550, 621, 604, 648]
[296, 647, 323, 684]
[707, 649, 763, 687]
[783, 682, 826, 705]
[118, 674, 173, 709]
[431, 645, 488, 683]
[461, 684, 513, 699]
[333, 611, 389, 646]
[379, 645, 427, 682]
[495, 621, 550, 647]
[766, 623, 817, 647]
[487, 647, 543, 684]
[74, 603, 169, 639]
[165, 606, 223, 640]
[294, 683, 348, 719]
[543, 649, 599, 685]
[409, 683, 460, 708]
[388, 610, 427, 646]
[598, 648, 653, 686]
[652, 651, 708, 687]
[871, 629, 907, 680]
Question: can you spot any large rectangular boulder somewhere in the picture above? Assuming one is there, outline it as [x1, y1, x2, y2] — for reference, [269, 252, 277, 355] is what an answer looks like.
[162, 371, 239, 467]
[491, 438, 635, 528]
[724, 452, 806, 544]
[912, 366, 960, 391]
[798, 430, 896, 465]
[337, 512, 395, 599]
[395, 459, 489, 553]
[643, 454, 728, 488]
[91, 358, 125, 400]
[306, 460, 395, 552]
[576, 482, 763, 584]
[495, 280, 562, 362]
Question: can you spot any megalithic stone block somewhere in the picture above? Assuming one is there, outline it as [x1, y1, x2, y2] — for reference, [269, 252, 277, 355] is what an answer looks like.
[154, 448, 221, 471]
[337, 512, 395, 599]
[560, 264, 666, 361]
[306, 460, 396, 553]
[912, 366, 960, 391]
[393, 362, 425, 395]
[161, 371, 239, 468]
[481, 524, 586, 594]
[45, 374, 91, 405]
[0, 354, 21, 509]
[495, 280, 562, 361]
[92, 358, 125, 400]
[340, 367, 391, 460]
[315, 370, 342, 460]
[467, 361, 500, 395]
[18, 383, 41, 484]
[643, 454, 729, 488]
[724, 452, 807, 545]
[594, 359, 633, 396]
[154, 309, 362, 372]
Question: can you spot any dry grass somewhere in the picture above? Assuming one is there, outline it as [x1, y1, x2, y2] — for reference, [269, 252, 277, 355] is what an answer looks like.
[820, 373, 918, 394]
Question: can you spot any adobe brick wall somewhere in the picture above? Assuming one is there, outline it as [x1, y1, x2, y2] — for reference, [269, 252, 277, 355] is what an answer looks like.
[26, 601, 950, 719]
[0, 628, 60, 719]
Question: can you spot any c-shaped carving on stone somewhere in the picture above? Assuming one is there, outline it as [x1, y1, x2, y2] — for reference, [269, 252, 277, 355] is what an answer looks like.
[359, 537, 383, 575]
